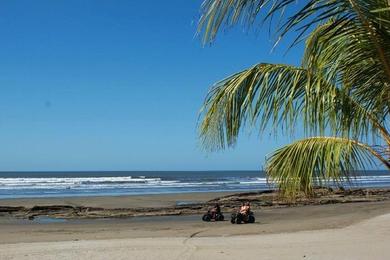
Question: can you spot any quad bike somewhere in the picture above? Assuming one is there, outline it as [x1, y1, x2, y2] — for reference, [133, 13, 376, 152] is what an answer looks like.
[202, 211, 224, 221]
[230, 211, 255, 224]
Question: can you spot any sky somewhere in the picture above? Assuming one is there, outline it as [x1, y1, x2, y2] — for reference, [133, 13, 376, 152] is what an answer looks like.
[0, 0, 304, 171]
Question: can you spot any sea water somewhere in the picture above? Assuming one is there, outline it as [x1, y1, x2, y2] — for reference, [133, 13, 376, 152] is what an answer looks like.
[0, 170, 389, 199]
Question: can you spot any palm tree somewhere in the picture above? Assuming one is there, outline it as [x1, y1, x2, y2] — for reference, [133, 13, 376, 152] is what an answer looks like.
[197, 0, 390, 198]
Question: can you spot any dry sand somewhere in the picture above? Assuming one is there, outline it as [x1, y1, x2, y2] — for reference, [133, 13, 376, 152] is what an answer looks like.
[1, 194, 390, 259]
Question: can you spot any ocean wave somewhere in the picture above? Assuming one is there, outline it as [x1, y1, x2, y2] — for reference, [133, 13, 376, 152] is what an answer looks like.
[0, 174, 390, 198]
[0, 176, 268, 190]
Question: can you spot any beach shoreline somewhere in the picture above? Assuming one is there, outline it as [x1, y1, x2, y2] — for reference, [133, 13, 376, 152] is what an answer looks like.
[0, 192, 237, 209]
[2, 188, 390, 221]
[1, 189, 390, 243]
[2, 200, 390, 242]
[1, 201, 390, 259]
[0, 191, 238, 209]
[2, 190, 390, 258]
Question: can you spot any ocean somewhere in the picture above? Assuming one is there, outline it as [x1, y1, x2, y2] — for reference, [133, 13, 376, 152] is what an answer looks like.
[0, 170, 389, 199]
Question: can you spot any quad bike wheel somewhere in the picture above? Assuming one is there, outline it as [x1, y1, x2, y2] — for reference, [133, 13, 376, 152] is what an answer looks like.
[216, 214, 224, 221]
[248, 215, 255, 223]
[236, 213, 243, 224]
[230, 213, 236, 224]
[202, 214, 211, 222]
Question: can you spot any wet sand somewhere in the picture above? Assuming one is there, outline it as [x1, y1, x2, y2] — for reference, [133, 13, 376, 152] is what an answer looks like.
[1, 192, 390, 259]
[1, 199, 390, 243]
[0, 191, 235, 209]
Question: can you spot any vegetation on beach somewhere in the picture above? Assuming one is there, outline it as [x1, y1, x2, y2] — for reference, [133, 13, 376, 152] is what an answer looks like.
[197, 0, 390, 198]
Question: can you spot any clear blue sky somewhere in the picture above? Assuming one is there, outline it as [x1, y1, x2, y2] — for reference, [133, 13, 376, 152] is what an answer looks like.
[0, 0, 304, 171]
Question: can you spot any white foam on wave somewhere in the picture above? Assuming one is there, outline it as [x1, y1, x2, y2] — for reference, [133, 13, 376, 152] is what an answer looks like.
[0, 175, 388, 192]
[0, 176, 270, 190]
[0, 176, 167, 189]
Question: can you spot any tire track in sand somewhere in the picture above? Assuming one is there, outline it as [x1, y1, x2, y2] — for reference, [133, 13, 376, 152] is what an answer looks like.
[175, 230, 205, 260]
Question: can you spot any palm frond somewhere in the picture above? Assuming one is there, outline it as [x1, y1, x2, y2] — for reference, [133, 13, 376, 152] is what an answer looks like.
[197, 0, 390, 198]
[199, 63, 314, 150]
[198, 0, 265, 44]
[266, 136, 388, 198]
[302, 12, 390, 108]
[199, 62, 389, 150]
[198, 0, 390, 48]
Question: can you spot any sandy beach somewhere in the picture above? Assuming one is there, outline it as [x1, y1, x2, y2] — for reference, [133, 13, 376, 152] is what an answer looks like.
[1, 212, 390, 260]
[1, 192, 390, 259]
[2, 0, 389, 258]
[0, 192, 236, 209]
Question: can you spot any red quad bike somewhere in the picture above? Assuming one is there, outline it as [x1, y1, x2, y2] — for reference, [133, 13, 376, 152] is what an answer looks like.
[202, 210, 224, 222]
[230, 211, 255, 224]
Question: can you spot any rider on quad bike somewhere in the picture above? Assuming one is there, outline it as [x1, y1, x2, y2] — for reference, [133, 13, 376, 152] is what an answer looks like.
[202, 203, 224, 221]
[231, 201, 255, 224]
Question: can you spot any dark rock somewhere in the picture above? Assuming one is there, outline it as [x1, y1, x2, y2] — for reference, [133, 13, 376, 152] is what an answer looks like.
[30, 205, 74, 211]
[0, 206, 26, 213]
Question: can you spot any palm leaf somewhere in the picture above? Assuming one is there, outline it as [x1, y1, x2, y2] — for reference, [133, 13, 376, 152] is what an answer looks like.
[302, 12, 390, 114]
[198, 1, 390, 49]
[199, 62, 389, 150]
[266, 136, 389, 198]
[197, 0, 390, 198]
[199, 63, 313, 150]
